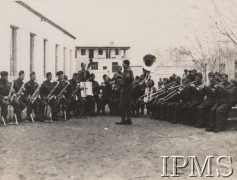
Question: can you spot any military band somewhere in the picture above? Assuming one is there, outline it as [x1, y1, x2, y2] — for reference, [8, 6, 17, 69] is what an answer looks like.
[0, 60, 237, 133]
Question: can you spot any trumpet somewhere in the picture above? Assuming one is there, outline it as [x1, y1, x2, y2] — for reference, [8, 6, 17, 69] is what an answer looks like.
[71, 83, 79, 100]
[56, 80, 70, 101]
[47, 81, 60, 103]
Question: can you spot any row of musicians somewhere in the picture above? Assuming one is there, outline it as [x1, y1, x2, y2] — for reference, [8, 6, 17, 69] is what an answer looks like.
[0, 70, 124, 124]
[144, 72, 237, 133]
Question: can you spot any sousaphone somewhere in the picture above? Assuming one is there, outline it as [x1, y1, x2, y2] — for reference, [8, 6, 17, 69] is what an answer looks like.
[142, 54, 157, 73]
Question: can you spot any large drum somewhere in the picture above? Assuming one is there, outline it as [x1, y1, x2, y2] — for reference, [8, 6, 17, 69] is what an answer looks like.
[80, 81, 93, 97]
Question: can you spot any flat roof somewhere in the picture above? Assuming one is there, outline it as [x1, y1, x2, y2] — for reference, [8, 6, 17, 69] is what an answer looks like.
[76, 46, 130, 50]
[16, 1, 76, 40]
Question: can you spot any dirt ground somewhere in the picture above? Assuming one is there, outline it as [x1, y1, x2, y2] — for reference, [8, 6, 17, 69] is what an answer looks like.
[0, 115, 236, 180]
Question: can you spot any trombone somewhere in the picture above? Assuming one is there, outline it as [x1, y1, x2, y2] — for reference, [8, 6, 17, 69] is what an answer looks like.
[138, 82, 173, 102]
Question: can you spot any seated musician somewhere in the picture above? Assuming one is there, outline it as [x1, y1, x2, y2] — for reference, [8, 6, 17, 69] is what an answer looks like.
[99, 75, 112, 115]
[40, 72, 55, 121]
[159, 77, 180, 121]
[139, 68, 149, 115]
[86, 73, 99, 116]
[0, 71, 12, 124]
[150, 78, 171, 120]
[172, 78, 192, 124]
[109, 73, 122, 116]
[52, 71, 71, 120]
[206, 73, 233, 132]
[185, 72, 204, 125]
[145, 79, 156, 115]
[11, 70, 26, 123]
[67, 73, 80, 117]
[196, 72, 217, 128]
[24, 72, 43, 122]
[131, 76, 143, 118]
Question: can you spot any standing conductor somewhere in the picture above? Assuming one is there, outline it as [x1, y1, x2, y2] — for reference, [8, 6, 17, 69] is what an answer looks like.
[116, 60, 134, 125]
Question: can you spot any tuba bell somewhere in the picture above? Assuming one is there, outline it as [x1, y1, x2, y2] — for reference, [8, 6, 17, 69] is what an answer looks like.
[142, 54, 157, 73]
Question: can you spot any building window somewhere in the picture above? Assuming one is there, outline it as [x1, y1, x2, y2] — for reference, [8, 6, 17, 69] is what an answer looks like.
[89, 49, 94, 58]
[235, 72, 237, 79]
[103, 66, 107, 70]
[64, 47, 67, 73]
[106, 49, 111, 58]
[115, 49, 119, 55]
[55, 44, 59, 73]
[98, 49, 103, 55]
[112, 62, 118, 72]
[43, 39, 48, 76]
[81, 49, 86, 56]
[123, 49, 126, 58]
[91, 62, 98, 70]
[10, 25, 18, 77]
[30, 33, 35, 73]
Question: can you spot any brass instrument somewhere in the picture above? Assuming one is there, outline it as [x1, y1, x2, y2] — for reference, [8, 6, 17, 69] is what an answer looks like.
[47, 81, 60, 102]
[56, 80, 70, 101]
[31, 85, 41, 104]
[139, 82, 173, 102]
[13, 82, 25, 100]
[162, 89, 180, 102]
[196, 82, 207, 90]
[4, 81, 14, 104]
[214, 82, 224, 88]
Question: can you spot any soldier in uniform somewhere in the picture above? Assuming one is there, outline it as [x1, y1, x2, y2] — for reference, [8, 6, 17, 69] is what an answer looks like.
[139, 68, 149, 115]
[99, 75, 112, 115]
[52, 71, 71, 120]
[0, 71, 12, 123]
[40, 72, 54, 120]
[11, 70, 26, 122]
[172, 78, 192, 124]
[67, 73, 80, 117]
[78, 63, 90, 82]
[77, 63, 90, 116]
[86, 73, 99, 116]
[206, 74, 232, 132]
[144, 79, 156, 115]
[24, 72, 43, 122]
[196, 72, 217, 128]
[185, 73, 204, 125]
[109, 73, 122, 115]
[116, 60, 134, 125]
[112, 65, 123, 80]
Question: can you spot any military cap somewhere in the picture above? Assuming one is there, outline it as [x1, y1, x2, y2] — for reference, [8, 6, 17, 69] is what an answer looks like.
[1, 71, 8, 76]
[56, 71, 64, 76]
[46, 72, 52, 77]
[208, 72, 215, 77]
[19, 70, 25, 76]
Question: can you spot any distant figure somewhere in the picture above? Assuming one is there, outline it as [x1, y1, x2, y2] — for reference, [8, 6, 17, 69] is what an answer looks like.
[158, 78, 163, 89]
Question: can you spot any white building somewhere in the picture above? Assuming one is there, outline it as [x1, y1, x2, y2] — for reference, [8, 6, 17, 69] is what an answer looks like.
[75, 44, 130, 83]
[0, 1, 76, 82]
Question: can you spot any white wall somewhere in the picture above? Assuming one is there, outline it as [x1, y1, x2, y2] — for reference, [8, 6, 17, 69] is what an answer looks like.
[0, 1, 75, 83]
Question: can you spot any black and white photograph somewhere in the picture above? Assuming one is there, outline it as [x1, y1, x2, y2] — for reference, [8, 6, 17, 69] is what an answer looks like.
[0, 0, 237, 179]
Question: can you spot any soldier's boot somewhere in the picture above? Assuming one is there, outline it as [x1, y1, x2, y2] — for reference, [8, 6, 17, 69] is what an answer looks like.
[116, 117, 127, 125]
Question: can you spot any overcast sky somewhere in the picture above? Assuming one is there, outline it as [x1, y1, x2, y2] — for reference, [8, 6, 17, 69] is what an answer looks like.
[21, 0, 237, 64]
